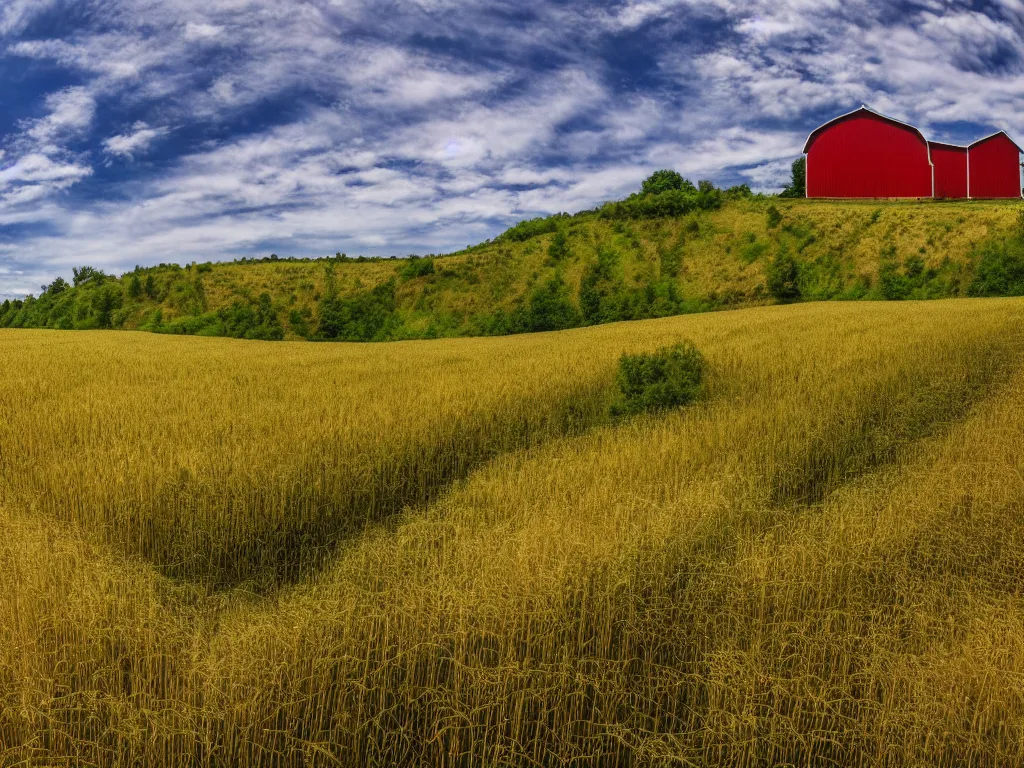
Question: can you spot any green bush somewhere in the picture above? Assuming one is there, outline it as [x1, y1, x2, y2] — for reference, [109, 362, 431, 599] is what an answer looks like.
[94, 284, 125, 328]
[525, 274, 580, 332]
[499, 216, 564, 243]
[724, 184, 754, 200]
[969, 238, 1024, 297]
[547, 231, 570, 262]
[740, 240, 768, 264]
[613, 342, 705, 416]
[765, 249, 801, 302]
[579, 247, 621, 324]
[658, 236, 684, 277]
[400, 257, 436, 280]
[600, 184, 722, 221]
[316, 279, 400, 341]
[217, 294, 285, 340]
[579, 245, 688, 325]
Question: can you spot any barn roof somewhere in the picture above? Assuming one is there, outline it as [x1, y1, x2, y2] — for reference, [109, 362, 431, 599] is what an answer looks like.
[968, 131, 1024, 154]
[802, 106, 929, 154]
[928, 141, 967, 151]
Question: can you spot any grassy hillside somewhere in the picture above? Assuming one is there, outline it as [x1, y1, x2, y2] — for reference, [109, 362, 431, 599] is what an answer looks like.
[5, 299, 1024, 765]
[3, 194, 1024, 341]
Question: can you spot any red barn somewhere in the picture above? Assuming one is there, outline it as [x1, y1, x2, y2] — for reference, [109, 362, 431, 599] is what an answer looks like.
[803, 107, 934, 199]
[968, 132, 1023, 199]
[929, 142, 968, 199]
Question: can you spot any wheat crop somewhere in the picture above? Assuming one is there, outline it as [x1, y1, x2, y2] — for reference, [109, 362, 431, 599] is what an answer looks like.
[3, 299, 1024, 766]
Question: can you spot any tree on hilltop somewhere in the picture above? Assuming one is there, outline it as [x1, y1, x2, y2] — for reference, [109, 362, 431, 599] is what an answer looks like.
[779, 157, 806, 198]
[642, 170, 696, 196]
[72, 266, 107, 287]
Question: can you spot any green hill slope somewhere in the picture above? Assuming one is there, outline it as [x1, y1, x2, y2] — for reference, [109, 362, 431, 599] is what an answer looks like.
[4, 190, 1024, 341]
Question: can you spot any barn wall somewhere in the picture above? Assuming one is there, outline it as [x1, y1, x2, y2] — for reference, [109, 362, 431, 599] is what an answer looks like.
[969, 135, 1022, 199]
[930, 143, 968, 199]
[806, 113, 933, 198]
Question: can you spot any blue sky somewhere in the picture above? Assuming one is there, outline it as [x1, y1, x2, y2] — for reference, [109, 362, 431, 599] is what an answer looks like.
[2, 0, 1024, 297]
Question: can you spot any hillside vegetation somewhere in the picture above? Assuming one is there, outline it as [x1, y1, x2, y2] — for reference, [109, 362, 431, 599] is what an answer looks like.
[5, 299, 1024, 765]
[3, 179, 1024, 340]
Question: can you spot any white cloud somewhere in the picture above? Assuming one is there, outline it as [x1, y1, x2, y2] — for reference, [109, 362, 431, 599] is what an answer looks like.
[0, 154, 92, 188]
[4, 0, 1024, 295]
[103, 123, 169, 159]
[0, 0, 57, 36]
[23, 87, 96, 148]
[183, 22, 223, 41]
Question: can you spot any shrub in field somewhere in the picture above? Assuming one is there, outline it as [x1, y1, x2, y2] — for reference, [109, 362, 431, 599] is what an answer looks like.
[613, 341, 705, 416]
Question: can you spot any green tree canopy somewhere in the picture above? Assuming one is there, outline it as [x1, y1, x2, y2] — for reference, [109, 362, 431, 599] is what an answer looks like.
[641, 170, 696, 196]
[780, 157, 806, 198]
[72, 266, 107, 287]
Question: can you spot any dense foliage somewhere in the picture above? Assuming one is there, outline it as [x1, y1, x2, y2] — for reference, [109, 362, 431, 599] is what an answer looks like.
[498, 214, 569, 243]
[641, 169, 695, 196]
[779, 157, 807, 199]
[600, 175, 727, 220]
[317, 270, 400, 342]
[613, 341, 705, 416]
[968, 216, 1024, 297]
[3, 185, 1024, 343]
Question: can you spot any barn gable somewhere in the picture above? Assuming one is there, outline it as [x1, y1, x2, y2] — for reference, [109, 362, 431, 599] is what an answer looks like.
[804, 107, 934, 199]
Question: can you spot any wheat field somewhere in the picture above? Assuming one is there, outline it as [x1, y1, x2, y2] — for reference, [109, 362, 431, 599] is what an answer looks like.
[3, 299, 1024, 766]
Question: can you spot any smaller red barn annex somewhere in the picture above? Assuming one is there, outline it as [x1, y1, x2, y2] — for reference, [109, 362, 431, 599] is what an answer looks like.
[804, 106, 1023, 200]
[969, 132, 1024, 199]
[929, 142, 968, 200]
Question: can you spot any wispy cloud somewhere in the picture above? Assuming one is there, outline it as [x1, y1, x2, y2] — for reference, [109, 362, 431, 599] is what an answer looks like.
[1, 0, 1023, 297]
[103, 123, 169, 160]
[22, 87, 96, 150]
